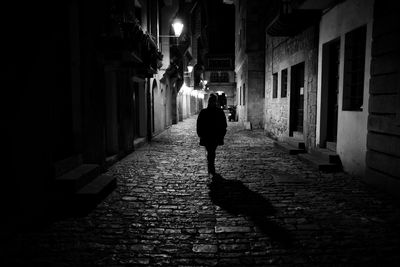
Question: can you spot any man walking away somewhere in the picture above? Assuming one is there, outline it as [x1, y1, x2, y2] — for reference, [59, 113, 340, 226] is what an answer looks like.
[196, 94, 227, 177]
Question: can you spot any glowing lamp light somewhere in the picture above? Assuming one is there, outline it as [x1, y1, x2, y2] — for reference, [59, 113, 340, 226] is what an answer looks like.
[172, 20, 184, 37]
[187, 66, 193, 73]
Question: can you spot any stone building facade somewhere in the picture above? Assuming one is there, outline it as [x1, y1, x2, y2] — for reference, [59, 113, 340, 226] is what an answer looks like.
[175, 0, 210, 122]
[261, 0, 400, 197]
[1, 0, 183, 224]
[154, 0, 180, 135]
[204, 54, 236, 107]
[234, 0, 269, 129]
[262, 0, 376, 177]
[264, 26, 319, 149]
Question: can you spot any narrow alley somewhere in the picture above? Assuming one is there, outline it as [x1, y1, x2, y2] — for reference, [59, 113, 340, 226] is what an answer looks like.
[3, 116, 400, 266]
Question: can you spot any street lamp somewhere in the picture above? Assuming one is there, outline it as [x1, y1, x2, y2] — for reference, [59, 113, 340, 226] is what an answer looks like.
[171, 19, 184, 37]
[159, 18, 184, 38]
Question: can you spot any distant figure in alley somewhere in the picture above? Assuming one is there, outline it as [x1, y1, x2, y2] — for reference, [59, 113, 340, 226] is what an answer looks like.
[196, 93, 227, 177]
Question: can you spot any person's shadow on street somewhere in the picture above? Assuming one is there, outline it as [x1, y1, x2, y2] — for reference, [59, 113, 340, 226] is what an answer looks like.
[208, 174, 293, 247]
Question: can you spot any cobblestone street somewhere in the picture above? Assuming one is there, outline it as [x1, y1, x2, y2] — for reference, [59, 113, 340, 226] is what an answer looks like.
[3, 116, 400, 266]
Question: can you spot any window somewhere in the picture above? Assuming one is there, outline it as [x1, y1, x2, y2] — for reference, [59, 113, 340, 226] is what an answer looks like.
[272, 73, 278, 98]
[210, 72, 229, 83]
[281, 69, 288, 97]
[343, 25, 366, 111]
[210, 72, 219, 82]
[243, 83, 246, 105]
[239, 86, 242, 105]
[220, 72, 229, 82]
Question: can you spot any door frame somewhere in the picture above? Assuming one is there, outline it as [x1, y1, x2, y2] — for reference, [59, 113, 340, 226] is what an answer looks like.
[289, 62, 305, 137]
[320, 38, 341, 148]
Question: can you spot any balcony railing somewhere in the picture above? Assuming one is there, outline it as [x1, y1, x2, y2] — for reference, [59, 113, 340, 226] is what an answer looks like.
[101, 19, 163, 76]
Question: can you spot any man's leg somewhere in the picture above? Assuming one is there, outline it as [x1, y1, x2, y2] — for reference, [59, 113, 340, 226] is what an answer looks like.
[206, 145, 217, 175]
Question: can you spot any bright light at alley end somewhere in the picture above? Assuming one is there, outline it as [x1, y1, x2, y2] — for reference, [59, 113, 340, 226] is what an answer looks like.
[172, 19, 184, 37]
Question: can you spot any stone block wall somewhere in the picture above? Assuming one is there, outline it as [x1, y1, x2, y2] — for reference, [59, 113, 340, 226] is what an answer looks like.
[365, 0, 400, 197]
[234, 0, 267, 128]
[264, 26, 318, 148]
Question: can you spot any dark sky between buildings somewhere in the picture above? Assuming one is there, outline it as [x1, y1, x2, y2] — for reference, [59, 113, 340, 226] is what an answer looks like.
[206, 0, 235, 54]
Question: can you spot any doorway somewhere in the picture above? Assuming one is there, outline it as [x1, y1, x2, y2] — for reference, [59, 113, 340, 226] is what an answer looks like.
[133, 82, 140, 138]
[104, 69, 119, 156]
[289, 62, 305, 137]
[321, 38, 340, 149]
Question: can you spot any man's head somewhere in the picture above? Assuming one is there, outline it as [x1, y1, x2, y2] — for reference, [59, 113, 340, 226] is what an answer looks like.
[208, 94, 217, 107]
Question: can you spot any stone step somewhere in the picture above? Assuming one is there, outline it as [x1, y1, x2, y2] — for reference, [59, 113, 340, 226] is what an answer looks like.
[105, 154, 120, 168]
[51, 174, 116, 217]
[75, 174, 117, 212]
[297, 152, 342, 173]
[274, 141, 306, 155]
[310, 148, 342, 164]
[282, 136, 306, 149]
[292, 131, 304, 140]
[55, 164, 100, 193]
[326, 141, 337, 152]
[54, 155, 83, 177]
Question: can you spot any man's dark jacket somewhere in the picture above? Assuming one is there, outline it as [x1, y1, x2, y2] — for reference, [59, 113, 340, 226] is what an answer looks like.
[196, 106, 227, 146]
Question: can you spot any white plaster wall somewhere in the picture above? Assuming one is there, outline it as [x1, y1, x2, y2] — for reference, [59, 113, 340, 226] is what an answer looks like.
[186, 93, 190, 118]
[183, 93, 188, 120]
[178, 85, 193, 120]
[165, 83, 172, 127]
[235, 60, 248, 123]
[316, 0, 373, 176]
[153, 79, 166, 135]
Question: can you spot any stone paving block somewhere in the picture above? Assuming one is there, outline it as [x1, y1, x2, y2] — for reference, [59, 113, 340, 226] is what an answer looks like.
[192, 244, 218, 253]
[2, 116, 400, 266]
[215, 226, 252, 233]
